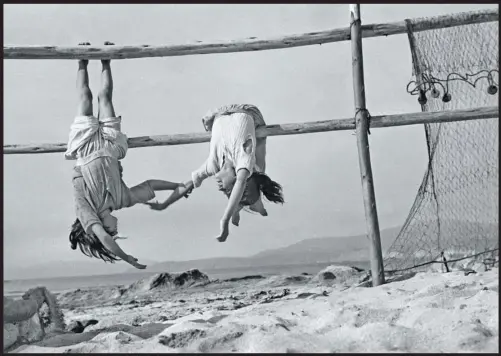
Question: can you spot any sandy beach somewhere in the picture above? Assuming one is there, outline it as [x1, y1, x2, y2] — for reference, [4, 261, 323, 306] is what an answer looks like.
[5, 264, 498, 353]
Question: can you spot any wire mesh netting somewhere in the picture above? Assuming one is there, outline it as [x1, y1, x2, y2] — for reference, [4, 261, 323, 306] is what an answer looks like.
[384, 19, 499, 274]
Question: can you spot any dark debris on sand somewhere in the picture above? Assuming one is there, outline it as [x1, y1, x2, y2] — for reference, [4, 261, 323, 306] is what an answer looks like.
[58, 266, 368, 330]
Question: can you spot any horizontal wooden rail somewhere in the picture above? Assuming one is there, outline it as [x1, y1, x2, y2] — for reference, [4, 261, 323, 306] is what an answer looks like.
[4, 106, 498, 155]
[4, 9, 497, 60]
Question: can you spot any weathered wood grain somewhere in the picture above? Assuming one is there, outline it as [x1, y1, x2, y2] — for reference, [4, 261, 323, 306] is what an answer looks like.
[3, 106, 497, 154]
[3, 9, 497, 60]
[350, 4, 385, 286]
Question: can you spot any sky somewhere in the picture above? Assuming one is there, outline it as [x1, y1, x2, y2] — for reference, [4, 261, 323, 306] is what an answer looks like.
[4, 4, 497, 279]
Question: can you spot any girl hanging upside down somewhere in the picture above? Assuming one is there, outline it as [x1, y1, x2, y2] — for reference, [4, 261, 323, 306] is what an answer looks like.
[67, 42, 193, 269]
[146, 104, 284, 242]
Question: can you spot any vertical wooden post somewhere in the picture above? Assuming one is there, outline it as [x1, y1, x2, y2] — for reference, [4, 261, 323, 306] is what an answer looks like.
[349, 4, 385, 286]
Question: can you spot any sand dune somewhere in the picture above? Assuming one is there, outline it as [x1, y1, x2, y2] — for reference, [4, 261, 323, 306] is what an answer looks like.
[7, 266, 498, 353]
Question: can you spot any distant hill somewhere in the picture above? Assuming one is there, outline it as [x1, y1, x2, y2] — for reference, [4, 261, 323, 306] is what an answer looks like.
[6, 228, 401, 280]
[139, 220, 498, 274]
[142, 226, 403, 274]
[4, 259, 158, 281]
[6, 219, 497, 280]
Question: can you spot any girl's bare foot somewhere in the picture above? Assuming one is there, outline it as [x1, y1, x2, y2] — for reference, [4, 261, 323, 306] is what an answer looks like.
[101, 41, 115, 65]
[78, 42, 91, 66]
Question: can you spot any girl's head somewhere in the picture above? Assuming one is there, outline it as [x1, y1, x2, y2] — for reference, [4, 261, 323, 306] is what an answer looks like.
[69, 219, 119, 263]
[214, 161, 237, 194]
[217, 168, 284, 214]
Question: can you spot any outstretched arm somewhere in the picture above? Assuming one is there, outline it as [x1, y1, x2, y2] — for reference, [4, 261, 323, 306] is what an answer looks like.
[127, 179, 187, 210]
[145, 180, 194, 211]
[91, 224, 146, 269]
[192, 138, 220, 188]
[192, 155, 219, 188]
[146, 179, 183, 191]
[164, 180, 194, 206]
[217, 169, 250, 242]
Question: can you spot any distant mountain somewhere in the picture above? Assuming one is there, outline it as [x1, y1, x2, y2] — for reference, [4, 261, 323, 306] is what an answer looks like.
[142, 226, 403, 274]
[4, 259, 158, 281]
[6, 219, 497, 280]
[139, 220, 498, 274]
[250, 226, 401, 262]
[9, 228, 400, 280]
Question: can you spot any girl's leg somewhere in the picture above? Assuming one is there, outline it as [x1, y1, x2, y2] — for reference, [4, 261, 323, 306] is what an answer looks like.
[253, 109, 267, 172]
[255, 137, 267, 173]
[76, 43, 93, 117]
[97, 41, 116, 120]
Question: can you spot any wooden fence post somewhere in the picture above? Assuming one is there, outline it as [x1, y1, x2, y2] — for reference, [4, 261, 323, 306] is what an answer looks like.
[349, 4, 385, 286]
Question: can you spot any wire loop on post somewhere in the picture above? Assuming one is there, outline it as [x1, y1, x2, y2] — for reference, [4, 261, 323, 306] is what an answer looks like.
[354, 108, 372, 135]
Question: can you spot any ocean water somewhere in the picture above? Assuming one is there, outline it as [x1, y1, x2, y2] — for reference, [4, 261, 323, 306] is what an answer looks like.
[4, 261, 370, 298]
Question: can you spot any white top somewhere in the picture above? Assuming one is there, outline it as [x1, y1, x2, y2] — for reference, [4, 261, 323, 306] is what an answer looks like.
[191, 112, 256, 188]
[65, 115, 128, 166]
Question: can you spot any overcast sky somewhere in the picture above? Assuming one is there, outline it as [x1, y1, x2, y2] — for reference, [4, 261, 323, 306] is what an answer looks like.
[4, 4, 496, 278]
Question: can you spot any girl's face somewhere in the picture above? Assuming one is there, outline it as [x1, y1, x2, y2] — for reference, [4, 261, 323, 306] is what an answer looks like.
[215, 161, 237, 194]
[215, 168, 264, 213]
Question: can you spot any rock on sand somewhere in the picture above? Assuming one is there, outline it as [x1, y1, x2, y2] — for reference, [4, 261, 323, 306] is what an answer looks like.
[9, 267, 498, 353]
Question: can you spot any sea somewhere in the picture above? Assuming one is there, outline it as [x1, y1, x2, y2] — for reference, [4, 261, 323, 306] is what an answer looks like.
[4, 261, 370, 299]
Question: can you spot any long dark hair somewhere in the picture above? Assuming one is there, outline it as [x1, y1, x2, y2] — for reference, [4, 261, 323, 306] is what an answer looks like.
[69, 219, 119, 263]
[246, 171, 284, 205]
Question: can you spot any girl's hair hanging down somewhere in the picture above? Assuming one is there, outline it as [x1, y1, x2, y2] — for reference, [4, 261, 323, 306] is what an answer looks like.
[237, 172, 284, 206]
[249, 171, 284, 205]
[69, 219, 119, 263]
[222, 171, 284, 207]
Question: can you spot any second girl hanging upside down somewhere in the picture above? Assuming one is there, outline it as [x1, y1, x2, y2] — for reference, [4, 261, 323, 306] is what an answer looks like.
[67, 42, 193, 270]
[146, 104, 284, 242]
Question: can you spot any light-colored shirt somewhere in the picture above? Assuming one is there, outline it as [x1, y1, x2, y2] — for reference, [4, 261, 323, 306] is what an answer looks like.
[65, 116, 128, 166]
[72, 160, 155, 235]
[66, 115, 155, 235]
[192, 112, 257, 188]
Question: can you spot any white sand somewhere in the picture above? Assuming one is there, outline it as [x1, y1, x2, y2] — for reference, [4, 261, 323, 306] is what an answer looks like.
[9, 268, 498, 353]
